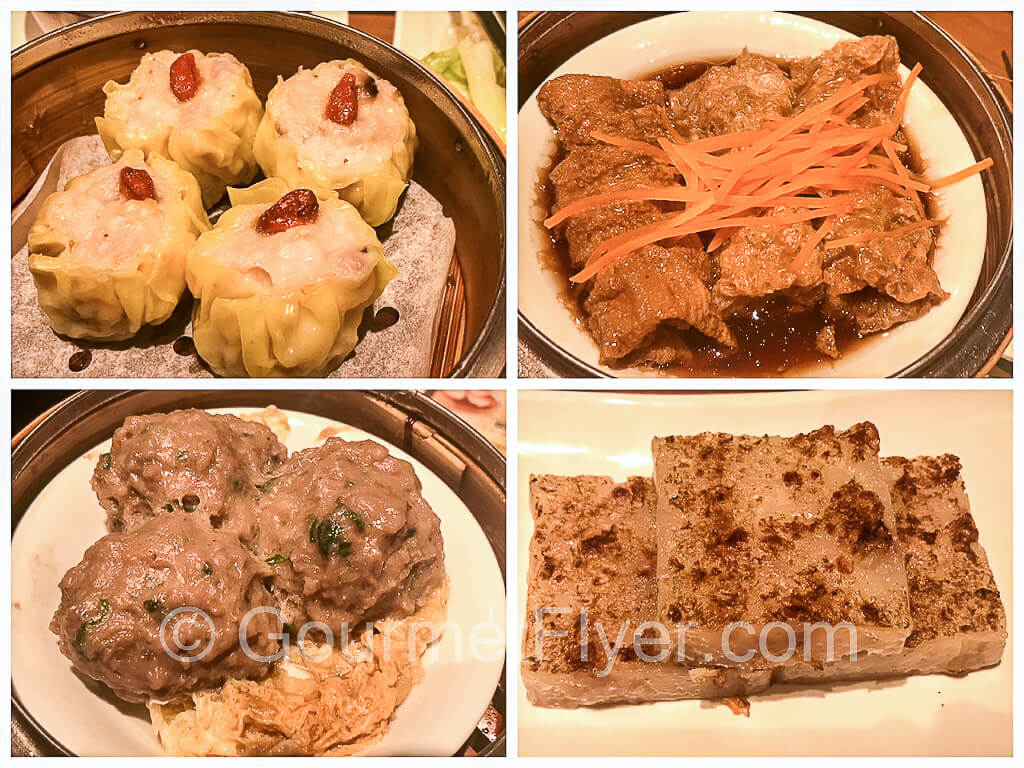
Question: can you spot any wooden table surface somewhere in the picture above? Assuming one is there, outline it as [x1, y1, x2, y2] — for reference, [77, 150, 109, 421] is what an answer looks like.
[348, 11, 397, 44]
[924, 11, 1012, 105]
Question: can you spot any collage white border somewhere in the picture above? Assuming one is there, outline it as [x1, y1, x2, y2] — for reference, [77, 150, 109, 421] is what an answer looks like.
[2, 1, 1021, 761]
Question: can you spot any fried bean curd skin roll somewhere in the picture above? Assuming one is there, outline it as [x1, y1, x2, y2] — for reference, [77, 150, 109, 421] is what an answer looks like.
[96, 49, 263, 207]
[28, 150, 209, 341]
[186, 178, 397, 377]
[253, 59, 417, 226]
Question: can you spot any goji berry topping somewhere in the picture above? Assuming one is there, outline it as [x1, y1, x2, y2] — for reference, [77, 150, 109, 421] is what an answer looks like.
[119, 167, 158, 201]
[326, 73, 359, 126]
[169, 52, 201, 102]
[255, 189, 319, 235]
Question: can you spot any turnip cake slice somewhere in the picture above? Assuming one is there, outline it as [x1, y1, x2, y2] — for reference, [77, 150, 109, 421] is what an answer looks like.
[652, 422, 911, 666]
[522, 474, 770, 708]
[775, 454, 1006, 684]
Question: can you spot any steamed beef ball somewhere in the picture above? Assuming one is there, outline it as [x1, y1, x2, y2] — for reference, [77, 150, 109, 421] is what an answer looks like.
[254, 437, 445, 628]
[91, 409, 287, 541]
[50, 515, 281, 703]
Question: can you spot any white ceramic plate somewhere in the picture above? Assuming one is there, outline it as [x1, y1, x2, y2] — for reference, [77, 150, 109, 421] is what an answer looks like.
[518, 11, 988, 377]
[518, 389, 1011, 756]
[12, 407, 505, 757]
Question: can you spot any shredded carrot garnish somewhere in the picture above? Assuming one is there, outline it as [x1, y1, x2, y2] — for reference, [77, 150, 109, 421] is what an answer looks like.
[881, 136, 925, 217]
[789, 215, 836, 273]
[892, 62, 922, 125]
[573, 204, 850, 283]
[706, 227, 734, 252]
[925, 158, 994, 189]
[550, 61, 991, 283]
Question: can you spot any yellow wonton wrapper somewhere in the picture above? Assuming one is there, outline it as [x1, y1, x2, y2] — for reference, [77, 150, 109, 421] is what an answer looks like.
[28, 151, 210, 341]
[253, 59, 417, 226]
[96, 50, 263, 207]
[186, 178, 397, 377]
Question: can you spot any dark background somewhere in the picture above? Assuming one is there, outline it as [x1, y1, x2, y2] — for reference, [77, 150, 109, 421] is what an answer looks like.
[11, 391, 74, 436]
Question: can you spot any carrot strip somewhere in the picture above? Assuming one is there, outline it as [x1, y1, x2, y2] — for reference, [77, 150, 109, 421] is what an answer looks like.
[544, 187, 700, 228]
[788, 216, 835, 273]
[881, 136, 925, 215]
[572, 204, 848, 282]
[706, 228, 734, 251]
[892, 62, 922, 125]
[925, 158, 994, 189]
[834, 95, 869, 122]
[546, 188, 849, 229]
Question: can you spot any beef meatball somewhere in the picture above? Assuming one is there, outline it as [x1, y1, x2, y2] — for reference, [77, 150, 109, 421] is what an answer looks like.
[253, 437, 445, 629]
[50, 515, 281, 703]
[91, 409, 287, 541]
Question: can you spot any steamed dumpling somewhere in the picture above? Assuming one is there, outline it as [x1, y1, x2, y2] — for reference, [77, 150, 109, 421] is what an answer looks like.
[28, 150, 209, 340]
[96, 50, 263, 207]
[253, 59, 417, 226]
[186, 178, 397, 377]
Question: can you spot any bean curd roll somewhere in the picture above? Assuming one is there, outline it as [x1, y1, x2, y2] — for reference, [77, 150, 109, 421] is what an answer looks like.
[186, 178, 397, 377]
[28, 150, 209, 341]
[253, 59, 417, 226]
[96, 50, 263, 207]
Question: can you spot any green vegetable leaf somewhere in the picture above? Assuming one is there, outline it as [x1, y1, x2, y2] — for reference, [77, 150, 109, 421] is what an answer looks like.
[144, 598, 165, 614]
[75, 598, 111, 649]
[100, 453, 112, 470]
[202, 562, 213, 576]
[309, 516, 352, 559]
[265, 553, 289, 566]
[256, 478, 279, 494]
[424, 48, 469, 92]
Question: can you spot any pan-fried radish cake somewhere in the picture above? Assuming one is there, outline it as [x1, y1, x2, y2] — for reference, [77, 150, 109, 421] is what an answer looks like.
[775, 454, 1007, 684]
[652, 422, 912, 667]
[254, 59, 417, 226]
[28, 150, 209, 340]
[97, 50, 263, 206]
[185, 178, 397, 377]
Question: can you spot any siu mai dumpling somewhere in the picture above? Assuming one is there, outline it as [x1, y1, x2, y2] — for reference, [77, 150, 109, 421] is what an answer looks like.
[253, 59, 417, 226]
[96, 50, 263, 207]
[28, 151, 209, 341]
[186, 178, 397, 377]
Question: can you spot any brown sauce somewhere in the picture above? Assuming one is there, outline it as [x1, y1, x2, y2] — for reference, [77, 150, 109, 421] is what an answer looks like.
[650, 54, 794, 88]
[532, 57, 936, 377]
[534, 143, 583, 319]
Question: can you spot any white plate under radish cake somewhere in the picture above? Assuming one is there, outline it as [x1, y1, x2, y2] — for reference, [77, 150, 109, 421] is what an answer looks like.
[97, 50, 263, 207]
[254, 59, 417, 226]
